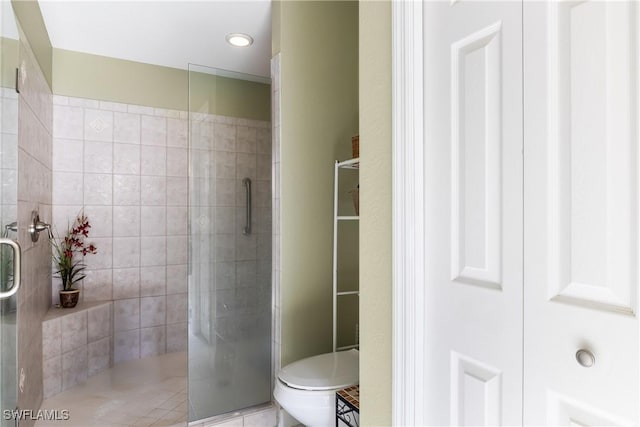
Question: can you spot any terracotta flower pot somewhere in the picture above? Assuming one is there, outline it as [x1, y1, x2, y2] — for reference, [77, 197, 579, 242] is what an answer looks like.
[59, 289, 80, 308]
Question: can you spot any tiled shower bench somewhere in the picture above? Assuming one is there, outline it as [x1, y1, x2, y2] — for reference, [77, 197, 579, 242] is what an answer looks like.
[41, 301, 113, 399]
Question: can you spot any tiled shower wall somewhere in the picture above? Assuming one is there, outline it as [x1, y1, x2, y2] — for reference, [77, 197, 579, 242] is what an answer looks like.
[0, 87, 18, 409]
[1, 88, 17, 248]
[189, 112, 271, 345]
[15, 28, 54, 426]
[51, 96, 189, 362]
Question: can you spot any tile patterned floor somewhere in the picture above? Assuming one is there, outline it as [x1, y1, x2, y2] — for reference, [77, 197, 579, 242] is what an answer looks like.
[36, 351, 187, 427]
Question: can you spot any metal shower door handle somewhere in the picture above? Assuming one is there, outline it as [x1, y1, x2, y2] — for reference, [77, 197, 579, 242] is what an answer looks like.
[243, 178, 252, 235]
[0, 238, 21, 299]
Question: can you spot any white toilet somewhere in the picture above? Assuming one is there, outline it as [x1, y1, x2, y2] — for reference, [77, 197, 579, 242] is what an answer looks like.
[274, 349, 359, 427]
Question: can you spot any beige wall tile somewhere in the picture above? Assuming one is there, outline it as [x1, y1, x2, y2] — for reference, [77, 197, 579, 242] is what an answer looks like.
[114, 298, 140, 332]
[88, 303, 112, 341]
[88, 336, 111, 376]
[42, 356, 62, 399]
[62, 347, 88, 390]
[42, 319, 61, 360]
[114, 329, 140, 363]
[140, 326, 166, 357]
[60, 311, 87, 353]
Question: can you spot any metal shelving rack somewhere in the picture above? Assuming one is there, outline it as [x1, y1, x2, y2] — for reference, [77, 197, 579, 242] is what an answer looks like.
[333, 157, 360, 352]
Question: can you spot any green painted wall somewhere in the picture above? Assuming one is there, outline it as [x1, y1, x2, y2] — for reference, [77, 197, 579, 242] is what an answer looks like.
[53, 48, 270, 120]
[189, 71, 271, 121]
[277, 0, 359, 367]
[359, 1, 392, 425]
[11, 0, 52, 88]
[53, 48, 188, 111]
[1, 37, 19, 88]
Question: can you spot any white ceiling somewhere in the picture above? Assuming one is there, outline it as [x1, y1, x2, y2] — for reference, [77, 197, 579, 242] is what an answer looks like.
[38, 0, 272, 78]
[1, 1, 19, 39]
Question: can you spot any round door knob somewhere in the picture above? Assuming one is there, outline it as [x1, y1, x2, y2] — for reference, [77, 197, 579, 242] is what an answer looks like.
[575, 349, 595, 368]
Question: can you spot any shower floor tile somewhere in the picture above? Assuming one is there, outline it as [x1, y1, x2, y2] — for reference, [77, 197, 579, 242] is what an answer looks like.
[35, 351, 188, 427]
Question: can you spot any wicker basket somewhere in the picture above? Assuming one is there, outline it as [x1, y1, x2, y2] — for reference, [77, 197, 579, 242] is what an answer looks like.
[352, 135, 359, 158]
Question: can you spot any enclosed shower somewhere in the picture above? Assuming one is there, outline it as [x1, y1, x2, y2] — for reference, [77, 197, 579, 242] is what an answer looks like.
[187, 64, 273, 422]
[0, 2, 274, 421]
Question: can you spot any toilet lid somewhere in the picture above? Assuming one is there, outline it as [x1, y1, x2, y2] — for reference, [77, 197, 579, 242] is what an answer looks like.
[278, 349, 359, 391]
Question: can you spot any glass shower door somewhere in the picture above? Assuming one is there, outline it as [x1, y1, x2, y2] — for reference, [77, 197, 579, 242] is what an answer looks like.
[0, 1, 20, 424]
[187, 64, 272, 421]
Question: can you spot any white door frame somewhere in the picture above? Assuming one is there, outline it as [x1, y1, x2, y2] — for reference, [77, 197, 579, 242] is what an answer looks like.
[391, 0, 426, 425]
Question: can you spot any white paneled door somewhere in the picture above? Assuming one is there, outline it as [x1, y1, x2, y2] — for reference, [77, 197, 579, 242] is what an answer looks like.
[419, 0, 640, 425]
[422, 1, 523, 425]
[523, 1, 639, 424]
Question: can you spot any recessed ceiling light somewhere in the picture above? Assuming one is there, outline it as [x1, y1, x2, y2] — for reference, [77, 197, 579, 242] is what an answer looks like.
[226, 33, 254, 47]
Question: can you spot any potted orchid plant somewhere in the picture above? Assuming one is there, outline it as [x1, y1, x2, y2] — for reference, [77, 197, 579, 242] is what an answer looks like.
[51, 213, 97, 308]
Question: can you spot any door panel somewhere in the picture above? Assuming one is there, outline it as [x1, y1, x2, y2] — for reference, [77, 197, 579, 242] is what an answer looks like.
[423, 1, 523, 424]
[451, 352, 502, 426]
[450, 21, 503, 290]
[546, 1, 637, 314]
[524, 1, 639, 424]
[547, 391, 632, 426]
